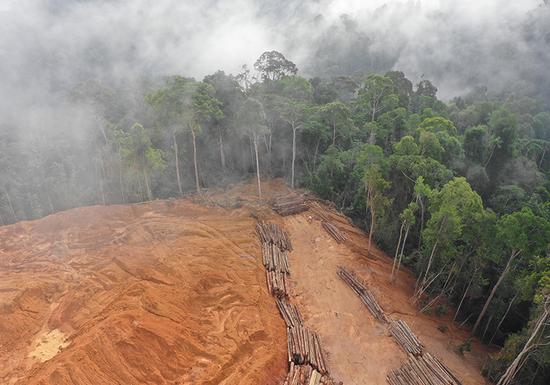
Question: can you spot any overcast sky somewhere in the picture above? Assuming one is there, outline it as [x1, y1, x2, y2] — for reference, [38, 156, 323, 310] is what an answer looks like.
[0, 0, 547, 135]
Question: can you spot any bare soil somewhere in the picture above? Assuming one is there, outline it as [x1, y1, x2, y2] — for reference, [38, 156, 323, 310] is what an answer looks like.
[0, 180, 491, 384]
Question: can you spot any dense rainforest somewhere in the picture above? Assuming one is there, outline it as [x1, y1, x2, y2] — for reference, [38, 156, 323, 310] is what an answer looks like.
[0, 48, 549, 384]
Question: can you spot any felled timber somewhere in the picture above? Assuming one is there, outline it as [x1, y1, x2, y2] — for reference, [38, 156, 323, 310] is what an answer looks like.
[386, 353, 462, 385]
[389, 320, 424, 356]
[282, 363, 342, 385]
[287, 325, 328, 375]
[266, 270, 289, 298]
[337, 266, 388, 322]
[273, 195, 309, 216]
[276, 298, 303, 328]
[262, 242, 290, 274]
[256, 221, 293, 251]
[321, 221, 347, 243]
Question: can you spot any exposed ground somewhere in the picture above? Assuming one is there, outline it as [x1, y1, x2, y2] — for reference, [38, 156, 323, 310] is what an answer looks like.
[0, 180, 490, 384]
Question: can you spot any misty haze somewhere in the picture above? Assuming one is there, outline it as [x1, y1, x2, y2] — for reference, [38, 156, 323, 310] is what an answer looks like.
[0, 1, 549, 385]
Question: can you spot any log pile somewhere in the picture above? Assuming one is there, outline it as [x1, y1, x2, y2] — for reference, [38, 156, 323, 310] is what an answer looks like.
[389, 320, 424, 356]
[321, 221, 347, 243]
[386, 353, 462, 385]
[337, 267, 388, 322]
[273, 195, 309, 216]
[256, 220, 341, 385]
[282, 363, 341, 385]
[276, 298, 303, 328]
[267, 270, 290, 298]
[287, 325, 328, 374]
[256, 221, 293, 251]
[263, 243, 290, 274]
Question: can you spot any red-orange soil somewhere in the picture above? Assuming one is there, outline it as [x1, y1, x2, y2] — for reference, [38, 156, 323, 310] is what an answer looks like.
[0, 180, 491, 384]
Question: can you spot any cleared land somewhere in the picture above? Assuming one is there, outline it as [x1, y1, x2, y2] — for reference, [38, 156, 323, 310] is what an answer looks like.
[0, 180, 490, 384]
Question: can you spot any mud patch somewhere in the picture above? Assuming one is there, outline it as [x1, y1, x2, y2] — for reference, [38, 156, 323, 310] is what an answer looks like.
[29, 329, 70, 362]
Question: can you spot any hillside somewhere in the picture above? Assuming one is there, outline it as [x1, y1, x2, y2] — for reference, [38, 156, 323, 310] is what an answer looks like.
[0, 181, 490, 384]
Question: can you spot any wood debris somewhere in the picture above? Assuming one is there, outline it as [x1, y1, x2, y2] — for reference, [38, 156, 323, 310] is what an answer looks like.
[256, 221, 293, 251]
[321, 221, 347, 243]
[386, 353, 462, 385]
[287, 325, 328, 375]
[273, 195, 309, 216]
[262, 242, 290, 274]
[337, 266, 388, 322]
[389, 320, 424, 356]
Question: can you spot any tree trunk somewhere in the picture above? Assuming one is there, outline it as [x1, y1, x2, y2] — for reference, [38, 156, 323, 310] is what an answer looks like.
[143, 170, 152, 201]
[454, 273, 474, 322]
[417, 238, 439, 294]
[191, 128, 200, 194]
[96, 155, 106, 205]
[253, 135, 262, 199]
[332, 122, 336, 146]
[496, 297, 549, 385]
[99, 172, 106, 205]
[392, 220, 405, 281]
[218, 128, 226, 170]
[472, 250, 518, 335]
[538, 147, 546, 168]
[313, 137, 321, 170]
[173, 131, 183, 196]
[481, 314, 494, 341]
[118, 146, 126, 204]
[489, 295, 517, 345]
[417, 215, 447, 294]
[485, 144, 497, 167]
[417, 196, 425, 249]
[396, 223, 410, 277]
[3, 187, 17, 222]
[291, 125, 297, 188]
[46, 191, 55, 214]
[418, 198, 426, 250]
[368, 193, 375, 254]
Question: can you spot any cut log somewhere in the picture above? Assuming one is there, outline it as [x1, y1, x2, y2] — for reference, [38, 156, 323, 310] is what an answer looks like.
[321, 221, 347, 243]
[273, 195, 309, 216]
[338, 266, 388, 322]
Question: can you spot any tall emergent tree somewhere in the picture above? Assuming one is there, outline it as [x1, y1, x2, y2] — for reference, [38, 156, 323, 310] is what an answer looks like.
[145, 76, 193, 196]
[190, 82, 224, 193]
[237, 97, 267, 198]
[254, 50, 298, 82]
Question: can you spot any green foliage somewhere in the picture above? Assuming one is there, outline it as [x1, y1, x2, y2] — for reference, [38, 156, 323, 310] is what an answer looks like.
[356, 74, 398, 123]
[458, 339, 472, 355]
[464, 125, 488, 163]
[393, 135, 419, 155]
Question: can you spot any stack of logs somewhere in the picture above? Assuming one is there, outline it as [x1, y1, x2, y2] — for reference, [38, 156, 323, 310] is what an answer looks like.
[337, 266, 461, 385]
[283, 363, 341, 385]
[263, 243, 290, 274]
[273, 195, 309, 216]
[386, 353, 462, 385]
[256, 221, 341, 385]
[267, 270, 290, 298]
[287, 325, 328, 374]
[337, 267, 388, 322]
[389, 320, 424, 356]
[257, 221, 293, 251]
[321, 221, 347, 243]
[276, 298, 303, 328]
